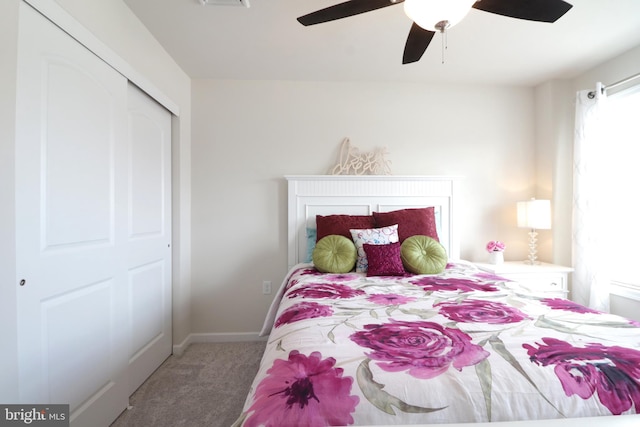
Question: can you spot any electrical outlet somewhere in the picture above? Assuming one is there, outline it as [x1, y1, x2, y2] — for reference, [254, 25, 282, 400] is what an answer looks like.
[262, 280, 272, 295]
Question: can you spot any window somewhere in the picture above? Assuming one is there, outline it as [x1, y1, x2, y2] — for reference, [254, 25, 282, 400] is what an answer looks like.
[601, 85, 640, 287]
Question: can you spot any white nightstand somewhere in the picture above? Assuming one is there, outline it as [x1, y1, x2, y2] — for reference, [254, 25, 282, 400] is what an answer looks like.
[474, 261, 574, 298]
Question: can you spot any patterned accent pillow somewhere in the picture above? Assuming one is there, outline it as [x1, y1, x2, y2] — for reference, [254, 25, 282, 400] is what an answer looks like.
[373, 207, 439, 243]
[363, 242, 406, 276]
[350, 224, 399, 273]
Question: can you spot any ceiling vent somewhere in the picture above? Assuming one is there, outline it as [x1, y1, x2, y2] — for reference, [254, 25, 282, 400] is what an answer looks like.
[199, 0, 249, 7]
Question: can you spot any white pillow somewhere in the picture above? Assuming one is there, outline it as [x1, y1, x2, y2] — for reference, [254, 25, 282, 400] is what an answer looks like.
[350, 224, 399, 273]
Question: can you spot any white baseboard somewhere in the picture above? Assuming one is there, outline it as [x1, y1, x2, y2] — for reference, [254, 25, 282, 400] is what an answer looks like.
[172, 332, 266, 356]
[172, 334, 192, 356]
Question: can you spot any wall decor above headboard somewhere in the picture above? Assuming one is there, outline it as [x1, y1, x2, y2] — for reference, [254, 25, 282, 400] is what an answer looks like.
[285, 175, 463, 269]
[328, 137, 392, 175]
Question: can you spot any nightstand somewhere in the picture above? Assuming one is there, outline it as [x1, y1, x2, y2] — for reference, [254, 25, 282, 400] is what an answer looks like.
[474, 261, 574, 299]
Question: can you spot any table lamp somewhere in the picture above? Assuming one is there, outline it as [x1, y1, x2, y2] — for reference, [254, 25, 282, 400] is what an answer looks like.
[517, 198, 551, 265]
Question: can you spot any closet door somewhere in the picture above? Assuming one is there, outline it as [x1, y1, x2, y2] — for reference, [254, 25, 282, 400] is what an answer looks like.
[15, 4, 128, 426]
[126, 83, 172, 395]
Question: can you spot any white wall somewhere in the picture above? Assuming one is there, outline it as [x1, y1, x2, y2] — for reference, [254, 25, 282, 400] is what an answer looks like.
[533, 80, 574, 268]
[191, 79, 536, 333]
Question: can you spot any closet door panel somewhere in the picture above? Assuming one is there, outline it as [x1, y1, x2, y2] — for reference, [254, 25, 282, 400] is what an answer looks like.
[44, 61, 113, 248]
[129, 105, 165, 237]
[42, 280, 113, 408]
[126, 84, 172, 395]
[16, 4, 129, 427]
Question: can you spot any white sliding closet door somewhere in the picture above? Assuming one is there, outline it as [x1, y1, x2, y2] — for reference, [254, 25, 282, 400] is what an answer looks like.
[126, 84, 172, 395]
[15, 3, 172, 426]
[15, 4, 129, 424]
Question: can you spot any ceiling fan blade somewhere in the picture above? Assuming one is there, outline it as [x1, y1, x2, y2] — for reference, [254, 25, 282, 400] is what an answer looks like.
[472, 0, 572, 23]
[402, 23, 435, 64]
[297, 0, 403, 26]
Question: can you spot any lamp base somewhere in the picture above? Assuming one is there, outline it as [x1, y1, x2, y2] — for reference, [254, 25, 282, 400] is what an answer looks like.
[525, 229, 539, 265]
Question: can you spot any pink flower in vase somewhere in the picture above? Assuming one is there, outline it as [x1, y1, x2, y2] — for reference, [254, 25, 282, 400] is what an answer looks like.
[486, 240, 505, 253]
[486, 241, 505, 265]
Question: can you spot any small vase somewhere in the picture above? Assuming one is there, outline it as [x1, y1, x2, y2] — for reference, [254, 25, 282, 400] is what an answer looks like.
[488, 251, 504, 265]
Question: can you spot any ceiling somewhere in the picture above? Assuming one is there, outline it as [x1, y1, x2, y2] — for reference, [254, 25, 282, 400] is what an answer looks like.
[123, 0, 640, 86]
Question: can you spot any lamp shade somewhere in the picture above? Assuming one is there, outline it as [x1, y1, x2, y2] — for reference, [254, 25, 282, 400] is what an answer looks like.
[404, 0, 476, 32]
[517, 199, 551, 230]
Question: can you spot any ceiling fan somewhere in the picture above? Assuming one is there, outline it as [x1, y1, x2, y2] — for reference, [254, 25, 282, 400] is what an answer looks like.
[297, 0, 573, 64]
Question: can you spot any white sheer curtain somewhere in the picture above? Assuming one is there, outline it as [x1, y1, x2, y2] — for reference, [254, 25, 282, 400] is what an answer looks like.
[572, 82, 611, 312]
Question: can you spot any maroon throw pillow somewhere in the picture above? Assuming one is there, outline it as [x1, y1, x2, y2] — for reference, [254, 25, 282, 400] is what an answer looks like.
[316, 214, 375, 242]
[373, 207, 439, 243]
[363, 242, 406, 276]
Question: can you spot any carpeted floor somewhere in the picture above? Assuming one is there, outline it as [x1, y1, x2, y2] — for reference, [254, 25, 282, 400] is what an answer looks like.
[110, 341, 266, 427]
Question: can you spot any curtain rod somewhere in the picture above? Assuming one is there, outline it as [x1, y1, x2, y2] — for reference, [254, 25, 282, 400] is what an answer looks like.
[588, 71, 640, 98]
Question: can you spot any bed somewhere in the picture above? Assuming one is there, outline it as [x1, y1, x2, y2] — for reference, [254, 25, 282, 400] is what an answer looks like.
[233, 175, 640, 427]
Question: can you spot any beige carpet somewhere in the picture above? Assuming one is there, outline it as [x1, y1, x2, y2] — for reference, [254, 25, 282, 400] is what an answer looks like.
[111, 341, 265, 427]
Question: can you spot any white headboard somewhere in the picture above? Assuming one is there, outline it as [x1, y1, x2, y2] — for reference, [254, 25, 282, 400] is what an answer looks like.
[286, 175, 462, 269]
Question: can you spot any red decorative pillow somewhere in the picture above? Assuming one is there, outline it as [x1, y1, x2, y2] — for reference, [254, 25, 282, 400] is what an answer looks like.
[316, 214, 375, 242]
[363, 242, 406, 276]
[373, 207, 439, 243]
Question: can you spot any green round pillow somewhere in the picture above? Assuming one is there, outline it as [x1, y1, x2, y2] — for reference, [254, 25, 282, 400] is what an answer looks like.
[401, 235, 448, 274]
[312, 235, 357, 273]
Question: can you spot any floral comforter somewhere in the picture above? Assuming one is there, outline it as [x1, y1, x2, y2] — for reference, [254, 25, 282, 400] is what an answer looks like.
[234, 261, 640, 427]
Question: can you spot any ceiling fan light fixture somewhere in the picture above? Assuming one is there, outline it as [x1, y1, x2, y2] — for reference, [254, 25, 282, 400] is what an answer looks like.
[404, 0, 476, 32]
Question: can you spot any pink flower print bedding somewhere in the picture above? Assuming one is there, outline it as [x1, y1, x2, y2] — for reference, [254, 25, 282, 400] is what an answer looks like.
[235, 261, 640, 426]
